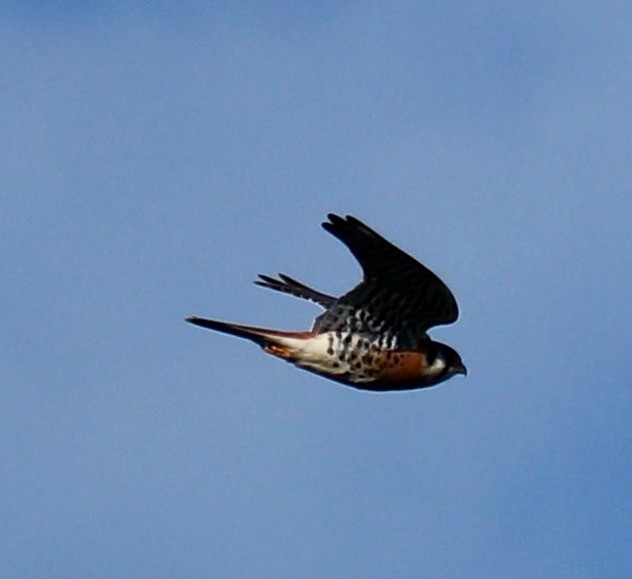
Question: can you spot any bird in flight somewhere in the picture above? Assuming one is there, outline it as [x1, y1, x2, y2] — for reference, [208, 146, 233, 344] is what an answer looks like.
[187, 214, 466, 391]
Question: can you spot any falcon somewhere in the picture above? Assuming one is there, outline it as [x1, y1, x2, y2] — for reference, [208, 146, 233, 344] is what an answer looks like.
[187, 214, 466, 391]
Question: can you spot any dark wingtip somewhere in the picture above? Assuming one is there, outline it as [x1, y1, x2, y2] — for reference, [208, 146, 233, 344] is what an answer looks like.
[254, 273, 274, 286]
[322, 213, 340, 230]
[322, 213, 361, 234]
[323, 213, 365, 226]
[322, 213, 377, 242]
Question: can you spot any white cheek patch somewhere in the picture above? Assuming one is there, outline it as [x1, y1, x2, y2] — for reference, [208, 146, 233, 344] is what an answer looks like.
[427, 356, 446, 377]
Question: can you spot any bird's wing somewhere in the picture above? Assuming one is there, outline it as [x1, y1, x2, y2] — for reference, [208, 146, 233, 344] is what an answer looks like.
[255, 273, 336, 309]
[313, 214, 459, 347]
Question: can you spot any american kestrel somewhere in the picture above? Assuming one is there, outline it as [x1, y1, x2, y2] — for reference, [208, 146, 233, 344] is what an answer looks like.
[187, 214, 466, 392]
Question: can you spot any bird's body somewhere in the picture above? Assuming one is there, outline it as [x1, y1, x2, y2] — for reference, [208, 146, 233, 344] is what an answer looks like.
[187, 214, 466, 392]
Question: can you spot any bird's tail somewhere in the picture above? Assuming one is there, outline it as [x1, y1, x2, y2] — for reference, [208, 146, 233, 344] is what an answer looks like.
[185, 316, 312, 360]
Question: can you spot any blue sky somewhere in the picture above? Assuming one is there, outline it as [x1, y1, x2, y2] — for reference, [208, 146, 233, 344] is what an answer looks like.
[2, 2, 631, 577]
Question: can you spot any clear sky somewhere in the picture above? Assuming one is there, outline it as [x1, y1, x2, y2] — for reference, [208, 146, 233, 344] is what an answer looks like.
[2, 2, 631, 578]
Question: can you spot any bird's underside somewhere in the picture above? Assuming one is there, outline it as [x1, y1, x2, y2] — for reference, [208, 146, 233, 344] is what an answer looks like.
[187, 214, 466, 391]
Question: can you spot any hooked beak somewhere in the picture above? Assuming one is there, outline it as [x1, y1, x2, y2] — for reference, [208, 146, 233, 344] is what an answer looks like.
[455, 362, 468, 376]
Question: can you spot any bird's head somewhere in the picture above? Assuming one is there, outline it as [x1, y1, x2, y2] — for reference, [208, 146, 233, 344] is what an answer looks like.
[425, 341, 467, 384]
